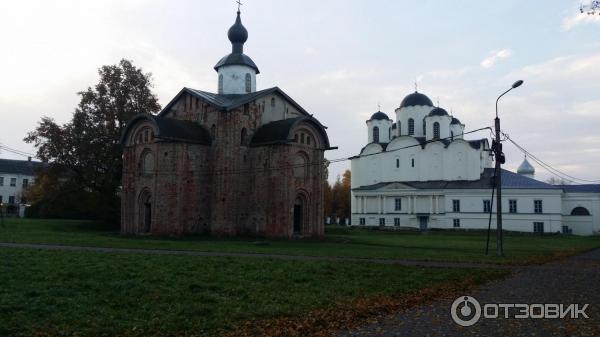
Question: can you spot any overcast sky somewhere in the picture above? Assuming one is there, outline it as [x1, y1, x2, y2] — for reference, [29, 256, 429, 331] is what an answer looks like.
[1, 0, 599, 184]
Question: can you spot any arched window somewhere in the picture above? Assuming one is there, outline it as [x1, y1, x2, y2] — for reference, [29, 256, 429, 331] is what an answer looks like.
[373, 126, 379, 143]
[141, 151, 154, 175]
[398, 122, 401, 136]
[240, 128, 247, 145]
[293, 153, 307, 179]
[408, 118, 414, 135]
[571, 207, 591, 216]
[433, 122, 440, 139]
[301, 133, 305, 144]
[218, 74, 223, 94]
[245, 73, 251, 93]
[423, 120, 426, 135]
[396, 158, 400, 168]
[211, 124, 216, 140]
[411, 158, 415, 167]
[451, 131, 454, 140]
[270, 97, 276, 108]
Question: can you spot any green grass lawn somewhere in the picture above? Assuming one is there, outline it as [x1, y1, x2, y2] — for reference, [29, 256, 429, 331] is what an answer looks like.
[1, 218, 599, 264]
[0, 248, 501, 337]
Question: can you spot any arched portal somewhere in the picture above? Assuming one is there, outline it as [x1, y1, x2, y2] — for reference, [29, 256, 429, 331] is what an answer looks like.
[138, 189, 152, 233]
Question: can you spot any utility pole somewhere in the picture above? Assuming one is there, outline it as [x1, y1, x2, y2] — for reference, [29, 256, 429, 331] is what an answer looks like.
[494, 80, 523, 257]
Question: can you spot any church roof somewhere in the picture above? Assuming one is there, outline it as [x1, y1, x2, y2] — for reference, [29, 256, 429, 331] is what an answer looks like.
[214, 53, 260, 74]
[159, 87, 310, 116]
[353, 168, 558, 191]
[427, 107, 449, 117]
[121, 114, 212, 145]
[450, 117, 462, 125]
[0, 158, 46, 176]
[249, 116, 332, 149]
[399, 91, 433, 108]
[369, 111, 391, 121]
[559, 184, 600, 193]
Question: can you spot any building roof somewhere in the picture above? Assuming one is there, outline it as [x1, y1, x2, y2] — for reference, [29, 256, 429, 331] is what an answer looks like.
[249, 116, 332, 149]
[353, 168, 559, 191]
[558, 184, 600, 193]
[0, 158, 46, 176]
[159, 87, 310, 116]
[214, 53, 259, 73]
[450, 117, 462, 125]
[121, 114, 212, 145]
[427, 107, 449, 117]
[399, 91, 433, 108]
[368, 111, 391, 121]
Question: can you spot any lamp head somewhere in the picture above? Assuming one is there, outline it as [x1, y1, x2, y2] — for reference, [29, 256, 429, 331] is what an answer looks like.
[512, 80, 524, 89]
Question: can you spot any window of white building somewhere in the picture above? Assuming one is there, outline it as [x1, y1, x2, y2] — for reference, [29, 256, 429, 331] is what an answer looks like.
[373, 126, 379, 143]
[0, 177, 3, 186]
[483, 200, 491, 213]
[433, 122, 440, 139]
[453, 219, 461, 228]
[533, 222, 544, 233]
[8, 196, 15, 204]
[394, 218, 400, 226]
[408, 118, 414, 135]
[509, 199, 517, 213]
[379, 218, 385, 225]
[452, 199, 460, 212]
[359, 218, 366, 225]
[534, 200, 543, 214]
[394, 198, 401, 211]
[10, 178, 16, 187]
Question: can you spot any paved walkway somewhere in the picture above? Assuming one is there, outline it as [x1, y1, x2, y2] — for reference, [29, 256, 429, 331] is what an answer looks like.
[337, 249, 600, 337]
[0, 242, 514, 269]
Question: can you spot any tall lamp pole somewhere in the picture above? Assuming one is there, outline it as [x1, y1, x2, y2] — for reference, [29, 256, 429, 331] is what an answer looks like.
[494, 80, 523, 257]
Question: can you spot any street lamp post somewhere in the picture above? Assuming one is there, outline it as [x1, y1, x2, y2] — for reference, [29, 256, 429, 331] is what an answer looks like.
[494, 80, 523, 257]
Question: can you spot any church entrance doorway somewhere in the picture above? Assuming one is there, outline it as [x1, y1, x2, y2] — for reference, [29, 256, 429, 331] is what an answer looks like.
[418, 215, 429, 232]
[143, 202, 152, 232]
[293, 196, 304, 234]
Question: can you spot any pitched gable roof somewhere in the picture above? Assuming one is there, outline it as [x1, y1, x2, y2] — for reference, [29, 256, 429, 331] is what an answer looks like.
[0, 158, 46, 176]
[159, 87, 310, 116]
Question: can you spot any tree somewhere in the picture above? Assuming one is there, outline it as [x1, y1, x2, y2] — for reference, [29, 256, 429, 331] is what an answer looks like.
[340, 170, 351, 220]
[546, 177, 572, 185]
[24, 59, 161, 222]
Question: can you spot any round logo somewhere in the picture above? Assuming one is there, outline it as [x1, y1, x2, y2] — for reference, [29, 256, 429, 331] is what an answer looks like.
[451, 296, 481, 327]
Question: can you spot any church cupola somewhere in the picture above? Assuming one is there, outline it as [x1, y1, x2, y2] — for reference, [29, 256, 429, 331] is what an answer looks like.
[366, 110, 393, 143]
[517, 156, 535, 179]
[214, 10, 259, 94]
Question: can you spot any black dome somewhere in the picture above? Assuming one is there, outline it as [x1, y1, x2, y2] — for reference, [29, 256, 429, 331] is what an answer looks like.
[428, 107, 449, 117]
[399, 91, 433, 108]
[450, 117, 462, 125]
[369, 111, 391, 121]
[214, 11, 260, 74]
[228, 11, 248, 46]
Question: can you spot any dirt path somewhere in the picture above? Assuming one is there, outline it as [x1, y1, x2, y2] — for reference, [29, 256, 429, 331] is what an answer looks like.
[0, 242, 514, 269]
[336, 249, 600, 337]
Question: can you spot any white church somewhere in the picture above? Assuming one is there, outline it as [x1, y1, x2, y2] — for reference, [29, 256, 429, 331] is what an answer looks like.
[350, 91, 600, 235]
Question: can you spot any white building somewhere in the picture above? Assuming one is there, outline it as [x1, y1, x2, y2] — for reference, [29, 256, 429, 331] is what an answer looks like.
[350, 91, 600, 235]
[0, 157, 43, 217]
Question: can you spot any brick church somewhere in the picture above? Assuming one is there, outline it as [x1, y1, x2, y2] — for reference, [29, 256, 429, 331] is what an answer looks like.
[120, 9, 333, 237]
